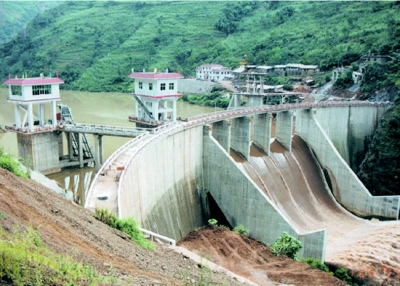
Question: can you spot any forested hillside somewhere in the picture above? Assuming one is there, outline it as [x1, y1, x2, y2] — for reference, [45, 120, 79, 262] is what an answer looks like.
[0, 1, 399, 92]
[0, 1, 58, 45]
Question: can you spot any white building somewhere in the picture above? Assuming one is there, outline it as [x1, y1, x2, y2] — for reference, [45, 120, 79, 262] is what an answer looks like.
[3, 74, 64, 132]
[128, 70, 184, 125]
[195, 64, 232, 81]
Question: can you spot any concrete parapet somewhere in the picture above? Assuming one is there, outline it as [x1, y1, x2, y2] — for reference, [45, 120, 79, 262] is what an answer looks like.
[212, 120, 231, 152]
[231, 116, 252, 159]
[203, 126, 326, 260]
[118, 126, 206, 241]
[253, 112, 272, 156]
[296, 108, 400, 220]
[276, 111, 293, 151]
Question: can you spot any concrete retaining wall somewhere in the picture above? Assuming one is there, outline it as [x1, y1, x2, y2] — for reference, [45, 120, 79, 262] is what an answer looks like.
[203, 125, 326, 260]
[314, 105, 388, 172]
[118, 126, 206, 241]
[296, 108, 400, 219]
[178, 79, 214, 94]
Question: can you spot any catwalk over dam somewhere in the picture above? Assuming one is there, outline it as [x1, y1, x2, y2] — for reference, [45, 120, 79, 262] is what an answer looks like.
[86, 102, 400, 266]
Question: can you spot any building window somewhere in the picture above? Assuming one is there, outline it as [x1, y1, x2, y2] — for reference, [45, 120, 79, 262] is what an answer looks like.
[169, 83, 174, 90]
[32, 85, 51, 96]
[11, 86, 22, 96]
[139, 82, 143, 89]
[160, 83, 166, 90]
[149, 83, 153, 90]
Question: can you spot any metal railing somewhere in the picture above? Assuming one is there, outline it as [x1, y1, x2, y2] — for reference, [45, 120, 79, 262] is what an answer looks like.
[184, 100, 392, 127]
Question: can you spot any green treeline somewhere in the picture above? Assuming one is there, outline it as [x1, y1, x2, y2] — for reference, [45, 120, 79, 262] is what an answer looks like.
[0, 1, 399, 92]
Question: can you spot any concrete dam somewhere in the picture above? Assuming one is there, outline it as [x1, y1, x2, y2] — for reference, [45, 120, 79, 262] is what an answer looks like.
[86, 101, 400, 261]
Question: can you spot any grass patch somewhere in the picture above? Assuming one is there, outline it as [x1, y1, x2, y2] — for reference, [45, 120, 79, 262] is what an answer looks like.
[0, 226, 117, 285]
[0, 147, 29, 179]
[232, 224, 249, 236]
[94, 208, 155, 250]
[301, 257, 359, 285]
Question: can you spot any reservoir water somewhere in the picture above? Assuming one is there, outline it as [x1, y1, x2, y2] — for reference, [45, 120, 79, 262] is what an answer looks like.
[0, 88, 218, 204]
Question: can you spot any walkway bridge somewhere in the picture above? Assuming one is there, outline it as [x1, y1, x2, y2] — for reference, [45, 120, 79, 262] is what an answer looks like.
[4, 103, 155, 174]
[86, 100, 399, 261]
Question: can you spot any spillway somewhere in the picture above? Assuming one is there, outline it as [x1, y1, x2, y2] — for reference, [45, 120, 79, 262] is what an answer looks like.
[232, 136, 365, 235]
[231, 136, 400, 284]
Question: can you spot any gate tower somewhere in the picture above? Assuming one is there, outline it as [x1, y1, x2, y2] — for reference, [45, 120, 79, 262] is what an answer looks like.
[128, 69, 184, 127]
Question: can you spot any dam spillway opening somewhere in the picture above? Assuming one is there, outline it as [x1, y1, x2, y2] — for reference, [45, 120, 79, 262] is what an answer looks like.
[206, 192, 232, 229]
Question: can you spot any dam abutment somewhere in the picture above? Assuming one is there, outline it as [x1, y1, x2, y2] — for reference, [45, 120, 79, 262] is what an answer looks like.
[296, 108, 400, 219]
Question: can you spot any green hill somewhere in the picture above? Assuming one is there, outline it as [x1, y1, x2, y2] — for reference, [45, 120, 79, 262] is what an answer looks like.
[0, 1, 399, 92]
[0, 1, 59, 45]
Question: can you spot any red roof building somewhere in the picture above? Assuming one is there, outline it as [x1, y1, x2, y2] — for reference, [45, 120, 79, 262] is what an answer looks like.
[3, 74, 64, 132]
[128, 70, 184, 125]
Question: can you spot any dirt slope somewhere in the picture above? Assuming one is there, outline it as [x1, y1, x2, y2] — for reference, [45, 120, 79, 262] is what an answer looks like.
[179, 227, 346, 286]
[0, 168, 240, 285]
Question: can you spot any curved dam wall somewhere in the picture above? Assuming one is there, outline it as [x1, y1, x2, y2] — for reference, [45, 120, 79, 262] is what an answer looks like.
[314, 105, 388, 172]
[118, 125, 207, 240]
[117, 121, 326, 260]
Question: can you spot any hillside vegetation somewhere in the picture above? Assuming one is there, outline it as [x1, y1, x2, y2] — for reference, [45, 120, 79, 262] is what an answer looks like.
[0, 1, 58, 45]
[358, 92, 400, 196]
[0, 1, 399, 92]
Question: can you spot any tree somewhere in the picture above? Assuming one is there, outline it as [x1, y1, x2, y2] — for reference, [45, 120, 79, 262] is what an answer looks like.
[360, 61, 386, 92]
[269, 232, 302, 260]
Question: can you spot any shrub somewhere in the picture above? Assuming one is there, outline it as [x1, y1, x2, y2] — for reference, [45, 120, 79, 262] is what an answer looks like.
[334, 268, 353, 284]
[300, 257, 332, 274]
[208, 218, 218, 226]
[269, 232, 302, 260]
[233, 224, 249, 236]
[333, 70, 353, 89]
[94, 208, 154, 250]
[283, 84, 293, 91]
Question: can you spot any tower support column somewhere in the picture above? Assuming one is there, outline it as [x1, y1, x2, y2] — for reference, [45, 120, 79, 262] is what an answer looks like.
[14, 104, 21, 128]
[27, 103, 34, 131]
